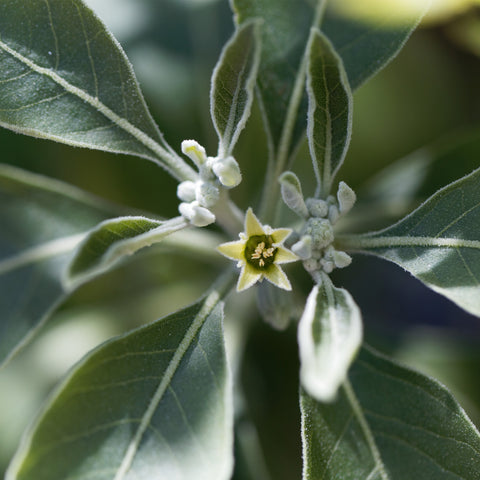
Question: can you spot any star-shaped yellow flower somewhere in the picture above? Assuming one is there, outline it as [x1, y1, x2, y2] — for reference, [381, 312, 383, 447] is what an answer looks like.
[217, 208, 298, 291]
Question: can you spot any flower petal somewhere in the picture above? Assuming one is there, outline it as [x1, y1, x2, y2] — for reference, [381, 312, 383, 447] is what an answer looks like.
[264, 264, 292, 290]
[237, 263, 262, 291]
[275, 246, 299, 264]
[271, 228, 292, 244]
[244, 208, 265, 237]
[217, 240, 245, 261]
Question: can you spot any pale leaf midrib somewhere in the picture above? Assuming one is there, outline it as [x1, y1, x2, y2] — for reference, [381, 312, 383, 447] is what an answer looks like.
[0, 233, 86, 275]
[343, 380, 390, 480]
[0, 38, 195, 180]
[113, 290, 221, 480]
[340, 235, 480, 251]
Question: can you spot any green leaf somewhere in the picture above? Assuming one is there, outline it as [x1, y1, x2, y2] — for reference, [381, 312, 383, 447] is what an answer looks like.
[0, 164, 114, 367]
[211, 19, 262, 158]
[67, 215, 188, 288]
[323, 3, 429, 91]
[301, 346, 480, 479]
[232, 0, 321, 156]
[339, 168, 480, 317]
[306, 29, 353, 198]
[0, 0, 194, 181]
[7, 288, 234, 480]
[298, 274, 362, 402]
[231, 0, 425, 160]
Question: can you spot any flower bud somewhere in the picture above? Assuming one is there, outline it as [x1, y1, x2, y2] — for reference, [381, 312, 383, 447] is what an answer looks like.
[212, 156, 242, 188]
[177, 180, 197, 202]
[181, 139, 207, 168]
[178, 201, 215, 227]
[305, 198, 329, 218]
[337, 181, 356, 214]
[279, 171, 309, 218]
[291, 235, 313, 260]
[333, 250, 352, 269]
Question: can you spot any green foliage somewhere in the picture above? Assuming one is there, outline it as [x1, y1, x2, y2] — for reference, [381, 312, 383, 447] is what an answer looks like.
[1, 0, 480, 479]
[301, 347, 480, 479]
[7, 288, 233, 480]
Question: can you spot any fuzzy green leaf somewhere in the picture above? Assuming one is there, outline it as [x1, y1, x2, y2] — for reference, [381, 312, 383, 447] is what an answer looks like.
[301, 346, 480, 479]
[67, 215, 188, 288]
[298, 274, 362, 402]
[0, 164, 114, 367]
[306, 29, 353, 197]
[211, 19, 262, 158]
[0, 0, 194, 180]
[339, 168, 480, 317]
[7, 289, 233, 480]
[231, 0, 425, 157]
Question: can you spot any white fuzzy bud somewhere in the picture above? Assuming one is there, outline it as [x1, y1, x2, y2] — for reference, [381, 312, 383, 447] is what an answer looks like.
[328, 204, 340, 224]
[303, 218, 334, 249]
[305, 198, 329, 218]
[181, 139, 207, 168]
[196, 182, 220, 208]
[177, 181, 197, 202]
[178, 201, 215, 227]
[291, 235, 312, 260]
[279, 171, 309, 218]
[333, 250, 352, 269]
[211, 156, 242, 188]
[337, 181, 356, 214]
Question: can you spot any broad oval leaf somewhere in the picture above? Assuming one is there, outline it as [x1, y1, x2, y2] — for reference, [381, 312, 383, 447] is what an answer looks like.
[306, 29, 353, 198]
[0, 0, 194, 180]
[301, 346, 480, 479]
[211, 19, 262, 158]
[7, 289, 234, 480]
[298, 274, 362, 402]
[339, 168, 480, 317]
[67, 215, 188, 288]
[0, 164, 114, 367]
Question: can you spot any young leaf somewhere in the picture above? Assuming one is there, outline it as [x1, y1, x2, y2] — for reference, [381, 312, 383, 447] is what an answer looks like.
[0, 0, 194, 181]
[231, 0, 425, 159]
[211, 19, 262, 158]
[301, 346, 480, 479]
[0, 164, 114, 367]
[298, 274, 362, 402]
[67, 215, 188, 288]
[306, 29, 353, 198]
[231, 0, 319, 156]
[338, 168, 480, 317]
[7, 288, 234, 480]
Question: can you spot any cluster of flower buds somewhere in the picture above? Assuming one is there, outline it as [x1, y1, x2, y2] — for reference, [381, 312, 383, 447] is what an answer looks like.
[177, 140, 242, 227]
[279, 171, 356, 279]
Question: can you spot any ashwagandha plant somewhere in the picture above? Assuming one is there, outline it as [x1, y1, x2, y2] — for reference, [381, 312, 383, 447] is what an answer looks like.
[1, 0, 480, 478]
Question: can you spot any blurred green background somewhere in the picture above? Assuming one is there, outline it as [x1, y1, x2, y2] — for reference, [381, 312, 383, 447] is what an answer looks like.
[1, 1, 480, 478]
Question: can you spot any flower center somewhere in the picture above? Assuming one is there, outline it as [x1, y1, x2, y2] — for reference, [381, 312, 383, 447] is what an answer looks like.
[245, 235, 277, 269]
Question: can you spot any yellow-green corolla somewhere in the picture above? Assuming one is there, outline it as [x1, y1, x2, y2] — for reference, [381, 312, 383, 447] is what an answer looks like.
[217, 208, 298, 291]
